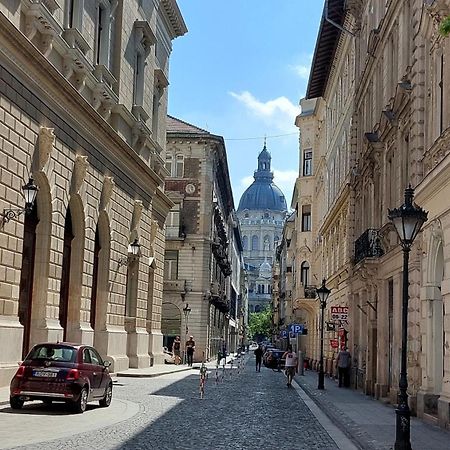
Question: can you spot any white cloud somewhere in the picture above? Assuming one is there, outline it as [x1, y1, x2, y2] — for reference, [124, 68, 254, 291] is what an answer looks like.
[273, 168, 298, 200]
[292, 64, 310, 79]
[229, 91, 300, 131]
[241, 175, 254, 188]
[289, 54, 313, 80]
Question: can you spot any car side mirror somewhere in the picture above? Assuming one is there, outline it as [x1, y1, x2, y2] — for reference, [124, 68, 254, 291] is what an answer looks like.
[103, 360, 111, 368]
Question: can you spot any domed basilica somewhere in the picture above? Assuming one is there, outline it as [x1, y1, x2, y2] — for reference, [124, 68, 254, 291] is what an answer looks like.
[237, 144, 287, 313]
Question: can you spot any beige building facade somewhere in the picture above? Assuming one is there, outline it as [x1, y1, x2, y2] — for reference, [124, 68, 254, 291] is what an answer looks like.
[294, 0, 450, 428]
[0, 0, 186, 386]
[164, 116, 245, 362]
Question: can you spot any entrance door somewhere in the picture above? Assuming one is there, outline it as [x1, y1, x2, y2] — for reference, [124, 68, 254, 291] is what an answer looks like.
[59, 208, 74, 341]
[18, 204, 39, 358]
[90, 227, 100, 331]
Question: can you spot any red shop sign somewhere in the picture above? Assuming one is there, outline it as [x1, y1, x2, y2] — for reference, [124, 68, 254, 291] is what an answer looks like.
[330, 339, 339, 349]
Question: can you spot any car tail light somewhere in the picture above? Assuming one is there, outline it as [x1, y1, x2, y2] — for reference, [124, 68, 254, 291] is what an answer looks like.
[15, 366, 25, 378]
[66, 369, 80, 381]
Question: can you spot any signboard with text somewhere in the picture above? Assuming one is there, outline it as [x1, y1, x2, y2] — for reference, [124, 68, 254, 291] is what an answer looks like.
[330, 306, 349, 322]
[330, 339, 339, 349]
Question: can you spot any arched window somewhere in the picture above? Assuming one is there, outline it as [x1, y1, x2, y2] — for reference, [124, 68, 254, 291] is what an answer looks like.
[252, 235, 259, 250]
[300, 261, 310, 287]
[242, 236, 248, 250]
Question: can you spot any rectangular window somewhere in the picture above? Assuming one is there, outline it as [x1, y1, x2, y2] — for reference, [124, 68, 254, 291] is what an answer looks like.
[164, 250, 178, 280]
[166, 205, 180, 238]
[176, 155, 184, 177]
[95, 3, 110, 67]
[301, 205, 311, 232]
[165, 155, 172, 175]
[303, 150, 312, 176]
[65, 0, 84, 29]
[134, 53, 144, 106]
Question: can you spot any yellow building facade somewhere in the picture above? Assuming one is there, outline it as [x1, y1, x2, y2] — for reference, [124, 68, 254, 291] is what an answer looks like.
[294, 0, 450, 427]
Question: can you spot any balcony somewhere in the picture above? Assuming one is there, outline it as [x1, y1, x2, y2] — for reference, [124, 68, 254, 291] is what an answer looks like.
[304, 286, 317, 299]
[354, 228, 384, 265]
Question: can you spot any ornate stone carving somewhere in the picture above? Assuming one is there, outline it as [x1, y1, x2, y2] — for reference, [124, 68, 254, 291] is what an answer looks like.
[33, 127, 54, 172]
[99, 176, 114, 210]
[130, 200, 143, 241]
[70, 155, 89, 194]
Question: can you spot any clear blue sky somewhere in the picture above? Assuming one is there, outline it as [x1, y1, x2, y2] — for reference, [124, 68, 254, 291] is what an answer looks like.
[168, 1, 324, 207]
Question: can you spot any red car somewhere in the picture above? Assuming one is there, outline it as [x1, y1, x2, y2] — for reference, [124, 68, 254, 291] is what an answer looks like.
[10, 343, 113, 413]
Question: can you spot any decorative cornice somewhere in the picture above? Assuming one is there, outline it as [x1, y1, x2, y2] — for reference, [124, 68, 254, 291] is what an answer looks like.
[160, 0, 188, 39]
[0, 11, 162, 202]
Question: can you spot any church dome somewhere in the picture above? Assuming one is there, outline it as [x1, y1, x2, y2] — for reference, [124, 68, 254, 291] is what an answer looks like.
[238, 144, 287, 212]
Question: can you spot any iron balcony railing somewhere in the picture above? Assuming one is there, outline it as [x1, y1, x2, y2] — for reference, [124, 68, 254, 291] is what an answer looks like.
[354, 228, 384, 264]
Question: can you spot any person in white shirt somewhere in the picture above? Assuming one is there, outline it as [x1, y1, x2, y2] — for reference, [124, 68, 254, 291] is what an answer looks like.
[282, 345, 298, 387]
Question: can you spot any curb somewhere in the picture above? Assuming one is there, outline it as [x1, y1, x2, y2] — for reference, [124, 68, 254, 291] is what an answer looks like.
[116, 367, 193, 378]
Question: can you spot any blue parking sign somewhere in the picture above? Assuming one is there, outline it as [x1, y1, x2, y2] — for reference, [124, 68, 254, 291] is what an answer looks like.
[289, 324, 304, 334]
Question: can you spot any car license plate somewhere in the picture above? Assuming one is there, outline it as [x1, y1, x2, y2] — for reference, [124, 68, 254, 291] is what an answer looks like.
[32, 370, 58, 378]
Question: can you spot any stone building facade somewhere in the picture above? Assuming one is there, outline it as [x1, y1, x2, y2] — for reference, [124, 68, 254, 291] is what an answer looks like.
[164, 116, 245, 362]
[237, 145, 287, 314]
[0, 0, 186, 385]
[293, 0, 450, 428]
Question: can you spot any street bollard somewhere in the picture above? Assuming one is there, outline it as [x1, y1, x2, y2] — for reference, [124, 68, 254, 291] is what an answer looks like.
[298, 351, 304, 376]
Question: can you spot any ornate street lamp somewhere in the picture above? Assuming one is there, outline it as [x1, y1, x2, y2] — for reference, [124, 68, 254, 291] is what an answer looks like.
[388, 186, 428, 450]
[183, 303, 191, 363]
[2, 177, 39, 226]
[316, 278, 331, 390]
[118, 238, 141, 267]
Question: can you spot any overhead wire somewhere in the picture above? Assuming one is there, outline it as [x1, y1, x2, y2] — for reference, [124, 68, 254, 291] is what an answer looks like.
[224, 132, 298, 142]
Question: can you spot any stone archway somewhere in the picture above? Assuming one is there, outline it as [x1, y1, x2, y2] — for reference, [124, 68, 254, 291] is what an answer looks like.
[419, 225, 445, 419]
[92, 211, 111, 349]
[28, 173, 54, 346]
[59, 196, 86, 342]
[18, 202, 38, 358]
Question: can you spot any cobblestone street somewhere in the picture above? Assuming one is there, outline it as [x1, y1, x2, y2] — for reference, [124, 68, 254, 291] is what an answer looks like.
[4, 357, 343, 450]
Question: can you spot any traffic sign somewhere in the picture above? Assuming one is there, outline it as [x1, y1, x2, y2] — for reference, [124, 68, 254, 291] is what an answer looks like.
[289, 324, 304, 334]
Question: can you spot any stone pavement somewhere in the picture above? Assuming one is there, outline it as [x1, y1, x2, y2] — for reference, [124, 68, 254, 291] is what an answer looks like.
[4, 355, 351, 450]
[297, 369, 450, 450]
[4, 355, 450, 449]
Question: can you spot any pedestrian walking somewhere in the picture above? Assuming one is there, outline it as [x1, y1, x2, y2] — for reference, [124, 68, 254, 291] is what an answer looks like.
[186, 335, 195, 367]
[254, 344, 263, 372]
[172, 336, 181, 365]
[336, 347, 351, 387]
[282, 345, 298, 387]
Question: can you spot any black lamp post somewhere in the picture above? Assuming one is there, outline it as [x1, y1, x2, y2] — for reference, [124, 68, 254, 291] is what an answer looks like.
[388, 186, 428, 450]
[2, 177, 39, 226]
[183, 303, 191, 364]
[317, 278, 331, 390]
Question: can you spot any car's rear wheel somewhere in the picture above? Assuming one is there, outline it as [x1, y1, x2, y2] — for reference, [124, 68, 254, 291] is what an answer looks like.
[99, 383, 112, 407]
[72, 387, 88, 414]
[10, 396, 24, 410]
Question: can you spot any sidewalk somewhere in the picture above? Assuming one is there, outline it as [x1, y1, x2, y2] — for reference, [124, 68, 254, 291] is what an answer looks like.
[296, 370, 450, 450]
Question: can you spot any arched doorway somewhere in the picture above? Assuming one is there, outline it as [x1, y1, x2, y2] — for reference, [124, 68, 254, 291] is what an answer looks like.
[18, 203, 39, 358]
[161, 302, 181, 350]
[93, 212, 111, 349]
[59, 207, 74, 341]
